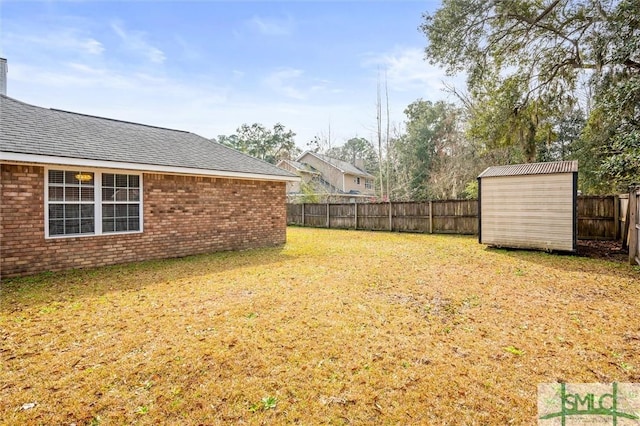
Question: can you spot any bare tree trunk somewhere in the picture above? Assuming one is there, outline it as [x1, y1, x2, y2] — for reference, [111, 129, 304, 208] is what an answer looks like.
[377, 70, 384, 201]
[385, 70, 391, 201]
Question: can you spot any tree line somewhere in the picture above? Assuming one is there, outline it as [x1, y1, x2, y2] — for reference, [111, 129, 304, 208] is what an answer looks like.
[214, 0, 639, 200]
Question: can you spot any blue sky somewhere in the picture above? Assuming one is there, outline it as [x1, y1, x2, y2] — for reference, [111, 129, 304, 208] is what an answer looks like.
[1, 0, 462, 149]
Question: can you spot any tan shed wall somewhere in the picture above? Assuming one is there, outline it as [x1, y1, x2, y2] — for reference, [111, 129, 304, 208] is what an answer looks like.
[480, 173, 575, 251]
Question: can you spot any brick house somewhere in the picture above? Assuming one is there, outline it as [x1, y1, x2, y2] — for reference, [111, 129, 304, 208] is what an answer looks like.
[0, 92, 298, 278]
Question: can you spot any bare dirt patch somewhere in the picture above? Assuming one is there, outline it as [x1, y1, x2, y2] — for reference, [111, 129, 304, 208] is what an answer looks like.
[1, 228, 638, 425]
[577, 239, 628, 263]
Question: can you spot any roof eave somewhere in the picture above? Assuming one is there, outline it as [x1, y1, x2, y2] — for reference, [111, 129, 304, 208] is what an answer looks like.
[0, 152, 301, 182]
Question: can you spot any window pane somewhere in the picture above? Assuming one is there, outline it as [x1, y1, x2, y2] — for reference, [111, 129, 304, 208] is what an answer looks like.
[65, 187, 79, 201]
[115, 204, 128, 217]
[49, 170, 64, 184]
[128, 218, 140, 231]
[129, 175, 140, 188]
[78, 172, 94, 186]
[115, 218, 128, 232]
[49, 220, 64, 235]
[115, 174, 128, 187]
[49, 205, 64, 219]
[128, 189, 140, 201]
[103, 220, 114, 232]
[65, 171, 79, 185]
[128, 204, 139, 216]
[66, 204, 80, 219]
[65, 220, 80, 234]
[81, 187, 94, 201]
[81, 204, 95, 218]
[102, 204, 115, 219]
[103, 173, 114, 187]
[115, 189, 128, 201]
[102, 188, 115, 201]
[81, 219, 95, 233]
[49, 187, 64, 201]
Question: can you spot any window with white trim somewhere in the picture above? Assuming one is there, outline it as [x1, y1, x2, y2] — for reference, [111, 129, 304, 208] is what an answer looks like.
[46, 169, 142, 237]
[101, 173, 140, 233]
[365, 179, 373, 190]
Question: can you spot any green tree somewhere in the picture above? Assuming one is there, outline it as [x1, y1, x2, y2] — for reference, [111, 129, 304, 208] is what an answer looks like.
[215, 123, 298, 164]
[325, 137, 379, 172]
[465, 75, 559, 163]
[422, 0, 640, 192]
[391, 100, 468, 200]
[581, 0, 640, 192]
[582, 73, 640, 192]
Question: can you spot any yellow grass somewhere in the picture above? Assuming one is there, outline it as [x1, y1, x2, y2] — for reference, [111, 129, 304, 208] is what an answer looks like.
[1, 227, 639, 425]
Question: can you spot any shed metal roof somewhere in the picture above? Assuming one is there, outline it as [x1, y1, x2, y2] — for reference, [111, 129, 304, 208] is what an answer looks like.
[0, 95, 297, 181]
[478, 160, 578, 178]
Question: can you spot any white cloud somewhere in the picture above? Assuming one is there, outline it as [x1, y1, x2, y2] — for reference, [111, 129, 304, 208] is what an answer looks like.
[363, 46, 466, 96]
[247, 15, 294, 36]
[4, 30, 104, 56]
[264, 68, 307, 100]
[263, 68, 337, 101]
[82, 38, 104, 55]
[111, 21, 166, 64]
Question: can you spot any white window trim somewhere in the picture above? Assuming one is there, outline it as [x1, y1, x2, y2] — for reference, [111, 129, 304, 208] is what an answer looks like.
[44, 166, 144, 239]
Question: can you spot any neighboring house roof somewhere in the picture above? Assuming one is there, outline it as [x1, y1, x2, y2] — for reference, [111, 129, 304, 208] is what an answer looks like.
[0, 95, 298, 182]
[276, 159, 321, 175]
[298, 151, 375, 178]
[478, 160, 578, 178]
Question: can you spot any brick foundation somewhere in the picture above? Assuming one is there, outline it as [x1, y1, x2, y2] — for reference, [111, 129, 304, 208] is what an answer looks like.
[1, 164, 287, 278]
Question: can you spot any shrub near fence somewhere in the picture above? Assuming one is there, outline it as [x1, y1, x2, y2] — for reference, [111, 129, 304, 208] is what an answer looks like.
[287, 196, 623, 240]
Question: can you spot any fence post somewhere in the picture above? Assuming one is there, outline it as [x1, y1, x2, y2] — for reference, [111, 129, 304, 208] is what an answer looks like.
[629, 186, 638, 265]
[389, 202, 393, 231]
[354, 203, 358, 230]
[326, 203, 330, 229]
[614, 195, 620, 240]
[429, 201, 433, 234]
[301, 203, 305, 227]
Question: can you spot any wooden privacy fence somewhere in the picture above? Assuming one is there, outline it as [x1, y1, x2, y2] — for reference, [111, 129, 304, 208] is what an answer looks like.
[287, 196, 624, 240]
[287, 200, 477, 235]
[626, 186, 640, 265]
[577, 195, 621, 240]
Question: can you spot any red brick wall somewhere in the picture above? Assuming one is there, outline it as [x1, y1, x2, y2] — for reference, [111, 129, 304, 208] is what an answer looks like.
[0, 164, 287, 278]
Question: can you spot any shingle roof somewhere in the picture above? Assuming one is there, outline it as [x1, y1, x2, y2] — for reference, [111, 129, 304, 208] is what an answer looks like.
[301, 152, 375, 178]
[0, 95, 297, 180]
[478, 160, 578, 178]
[278, 159, 320, 174]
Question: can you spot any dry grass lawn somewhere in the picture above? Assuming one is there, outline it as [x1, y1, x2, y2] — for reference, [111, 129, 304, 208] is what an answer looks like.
[1, 227, 639, 425]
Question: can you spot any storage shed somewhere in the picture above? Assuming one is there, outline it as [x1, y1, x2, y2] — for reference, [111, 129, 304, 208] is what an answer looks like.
[478, 160, 578, 252]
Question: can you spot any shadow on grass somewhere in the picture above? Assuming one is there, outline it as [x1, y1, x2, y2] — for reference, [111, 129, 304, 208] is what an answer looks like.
[483, 245, 638, 279]
[1, 246, 293, 312]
